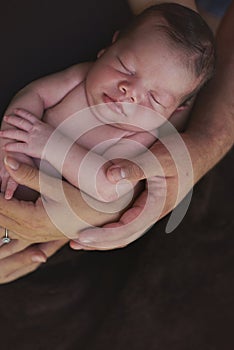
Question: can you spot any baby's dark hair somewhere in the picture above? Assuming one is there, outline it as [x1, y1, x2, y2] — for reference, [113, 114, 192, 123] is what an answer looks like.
[119, 3, 215, 89]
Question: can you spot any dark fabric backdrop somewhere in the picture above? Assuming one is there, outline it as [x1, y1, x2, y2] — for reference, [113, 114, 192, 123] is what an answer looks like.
[0, 1, 233, 349]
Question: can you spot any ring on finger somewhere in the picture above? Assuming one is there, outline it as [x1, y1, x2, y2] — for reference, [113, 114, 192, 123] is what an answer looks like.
[1, 228, 11, 244]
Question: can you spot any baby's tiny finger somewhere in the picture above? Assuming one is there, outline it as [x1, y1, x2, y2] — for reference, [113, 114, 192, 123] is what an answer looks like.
[0, 128, 28, 142]
[3, 115, 33, 131]
[4, 142, 27, 154]
[13, 108, 38, 123]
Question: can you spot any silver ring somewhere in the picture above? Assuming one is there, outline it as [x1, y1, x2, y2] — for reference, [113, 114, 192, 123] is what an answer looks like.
[2, 228, 11, 244]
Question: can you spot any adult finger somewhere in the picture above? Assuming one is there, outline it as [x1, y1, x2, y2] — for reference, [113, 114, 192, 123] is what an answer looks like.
[4, 156, 62, 200]
[4, 177, 18, 200]
[107, 160, 145, 183]
[0, 240, 67, 284]
[0, 174, 8, 193]
[0, 245, 47, 284]
[106, 145, 163, 183]
[0, 239, 29, 259]
[106, 145, 165, 183]
[71, 177, 167, 250]
[0, 262, 40, 284]
[106, 133, 191, 183]
[37, 239, 68, 257]
[0, 240, 68, 284]
[71, 173, 182, 251]
[0, 226, 48, 260]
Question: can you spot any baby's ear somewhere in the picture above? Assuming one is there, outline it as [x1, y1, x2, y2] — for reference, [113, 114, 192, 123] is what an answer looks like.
[176, 95, 196, 112]
[112, 30, 120, 43]
[175, 105, 188, 112]
[97, 30, 120, 58]
[97, 48, 106, 58]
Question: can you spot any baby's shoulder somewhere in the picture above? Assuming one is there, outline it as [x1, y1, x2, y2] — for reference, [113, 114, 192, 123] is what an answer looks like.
[64, 61, 94, 87]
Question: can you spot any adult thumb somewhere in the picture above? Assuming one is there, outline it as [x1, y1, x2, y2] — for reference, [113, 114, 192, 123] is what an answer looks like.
[4, 156, 59, 198]
[4, 156, 41, 189]
[107, 160, 146, 183]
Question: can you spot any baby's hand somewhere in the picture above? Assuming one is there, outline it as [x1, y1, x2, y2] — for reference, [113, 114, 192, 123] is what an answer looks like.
[0, 109, 54, 159]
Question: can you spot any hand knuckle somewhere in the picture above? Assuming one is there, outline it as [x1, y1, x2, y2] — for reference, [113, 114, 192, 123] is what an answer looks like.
[19, 166, 35, 183]
[132, 164, 143, 179]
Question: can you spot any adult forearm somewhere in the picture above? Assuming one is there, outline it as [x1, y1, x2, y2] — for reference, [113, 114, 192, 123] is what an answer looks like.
[183, 2, 234, 182]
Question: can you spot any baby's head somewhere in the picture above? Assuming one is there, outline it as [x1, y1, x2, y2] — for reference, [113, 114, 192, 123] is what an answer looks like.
[86, 3, 215, 129]
[119, 3, 215, 91]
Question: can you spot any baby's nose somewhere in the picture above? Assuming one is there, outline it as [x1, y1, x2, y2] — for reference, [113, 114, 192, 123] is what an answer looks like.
[118, 81, 139, 103]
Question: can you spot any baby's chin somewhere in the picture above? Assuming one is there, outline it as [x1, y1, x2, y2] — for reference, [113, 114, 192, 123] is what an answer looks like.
[87, 101, 125, 126]
[107, 122, 146, 132]
[87, 95, 167, 132]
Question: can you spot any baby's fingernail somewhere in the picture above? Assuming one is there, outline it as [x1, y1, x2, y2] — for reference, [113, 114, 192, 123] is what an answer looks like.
[5, 192, 12, 200]
[31, 255, 47, 263]
[4, 156, 19, 170]
[108, 166, 126, 182]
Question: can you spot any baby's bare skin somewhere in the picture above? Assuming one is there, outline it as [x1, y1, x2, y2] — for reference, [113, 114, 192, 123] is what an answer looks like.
[1, 21, 198, 201]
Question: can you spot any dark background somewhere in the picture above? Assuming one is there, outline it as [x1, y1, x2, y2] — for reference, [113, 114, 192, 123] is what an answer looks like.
[0, 1, 234, 349]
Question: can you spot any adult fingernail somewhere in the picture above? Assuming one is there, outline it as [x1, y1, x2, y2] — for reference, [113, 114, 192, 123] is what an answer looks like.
[108, 166, 126, 182]
[5, 191, 12, 200]
[75, 237, 92, 244]
[31, 255, 47, 263]
[4, 156, 19, 170]
[69, 241, 84, 250]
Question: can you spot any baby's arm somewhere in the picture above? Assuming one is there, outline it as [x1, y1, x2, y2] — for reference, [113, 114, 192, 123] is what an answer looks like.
[3, 62, 92, 119]
[1, 109, 156, 202]
[0, 62, 91, 199]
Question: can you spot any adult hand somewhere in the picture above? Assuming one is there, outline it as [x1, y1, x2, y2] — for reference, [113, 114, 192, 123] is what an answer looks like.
[0, 156, 120, 242]
[0, 156, 71, 242]
[70, 133, 194, 250]
[0, 230, 67, 284]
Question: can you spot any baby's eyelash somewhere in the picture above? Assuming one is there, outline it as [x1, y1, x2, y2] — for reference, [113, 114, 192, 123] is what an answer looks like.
[117, 56, 134, 75]
[150, 93, 162, 106]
